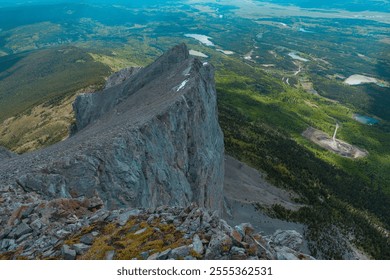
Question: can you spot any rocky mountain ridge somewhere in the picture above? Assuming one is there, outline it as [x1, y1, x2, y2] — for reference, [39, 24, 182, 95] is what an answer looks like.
[0, 44, 313, 260]
[0, 44, 224, 212]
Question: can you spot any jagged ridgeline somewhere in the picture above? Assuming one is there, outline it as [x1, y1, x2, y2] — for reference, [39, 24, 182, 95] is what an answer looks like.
[0, 44, 224, 212]
[0, 45, 311, 260]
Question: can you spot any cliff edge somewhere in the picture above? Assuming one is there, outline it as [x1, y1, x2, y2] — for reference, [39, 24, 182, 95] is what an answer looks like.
[0, 44, 224, 213]
[0, 44, 315, 260]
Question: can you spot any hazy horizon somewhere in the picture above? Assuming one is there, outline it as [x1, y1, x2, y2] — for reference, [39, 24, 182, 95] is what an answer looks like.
[0, 0, 389, 12]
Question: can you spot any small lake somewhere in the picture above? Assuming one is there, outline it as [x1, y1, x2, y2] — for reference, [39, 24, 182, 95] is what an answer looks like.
[353, 114, 379, 125]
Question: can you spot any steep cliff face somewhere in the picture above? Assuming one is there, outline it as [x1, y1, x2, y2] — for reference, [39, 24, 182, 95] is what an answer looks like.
[0, 44, 224, 213]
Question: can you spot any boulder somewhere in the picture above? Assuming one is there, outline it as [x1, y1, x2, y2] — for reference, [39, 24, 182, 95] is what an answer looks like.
[230, 246, 247, 260]
[192, 234, 204, 254]
[271, 230, 303, 251]
[170, 245, 191, 259]
[205, 232, 232, 259]
[148, 248, 172, 260]
[104, 250, 116, 260]
[62, 245, 76, 260]
[11, 222, 32, 239]
[80, 234, 95, 245]
[118, 209, 141, 226]
[73, 243, 91, 255]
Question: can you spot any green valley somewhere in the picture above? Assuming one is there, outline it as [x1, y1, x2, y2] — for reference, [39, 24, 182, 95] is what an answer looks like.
[0, 46, 110, 151]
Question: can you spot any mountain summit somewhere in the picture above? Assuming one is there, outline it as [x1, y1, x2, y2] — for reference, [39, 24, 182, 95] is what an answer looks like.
[0, 44, 314, 260]
[0, 44, 224, 212]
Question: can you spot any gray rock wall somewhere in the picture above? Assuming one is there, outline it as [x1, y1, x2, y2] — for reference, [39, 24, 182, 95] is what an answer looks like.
[1, 44, 224, 214]
[72, 44, 190, 133]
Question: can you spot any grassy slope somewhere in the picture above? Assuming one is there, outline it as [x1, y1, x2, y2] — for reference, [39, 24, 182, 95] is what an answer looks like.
[0, 46, 110, 123]
[211, 53, 390, 194]
[0, 46, 110, 151]
[210, 53, 390, 259]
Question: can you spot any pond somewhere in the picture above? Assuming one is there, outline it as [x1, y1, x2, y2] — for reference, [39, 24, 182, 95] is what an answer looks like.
[353, 114, 379, 125]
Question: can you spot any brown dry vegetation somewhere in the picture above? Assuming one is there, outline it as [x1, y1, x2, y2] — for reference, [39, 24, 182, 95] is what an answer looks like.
[71, 217, 191, 260]
[0, 85, 98, 153]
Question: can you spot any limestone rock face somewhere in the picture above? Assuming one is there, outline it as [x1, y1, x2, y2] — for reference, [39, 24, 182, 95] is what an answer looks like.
[0, 44, 224, 213]
[72, 43, 190, 133]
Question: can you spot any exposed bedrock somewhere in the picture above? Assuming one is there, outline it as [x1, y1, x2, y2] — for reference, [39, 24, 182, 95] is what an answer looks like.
[0, 44, 224, 213]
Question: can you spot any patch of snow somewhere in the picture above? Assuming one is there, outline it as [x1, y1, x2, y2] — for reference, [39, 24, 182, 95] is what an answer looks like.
[299, 28, 314, 33]
[261, 64, 275, 67]
[182, 66, 192, 77]
[185, 34, 215, 46]
[182, 96, 190, 109]
[244, 50, 254, 61]
[189, 50, 208, 58]
[216, 49, 234, 55]
[288, 52, 309, 62]
[176, 80, 189, 92]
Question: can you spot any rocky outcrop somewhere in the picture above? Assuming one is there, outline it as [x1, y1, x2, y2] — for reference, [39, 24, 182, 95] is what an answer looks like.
[72, 44, 191, 133]
[104, 67, 141, 90]
[0, 44, 224, 213]
[0, 203, 313, 260]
